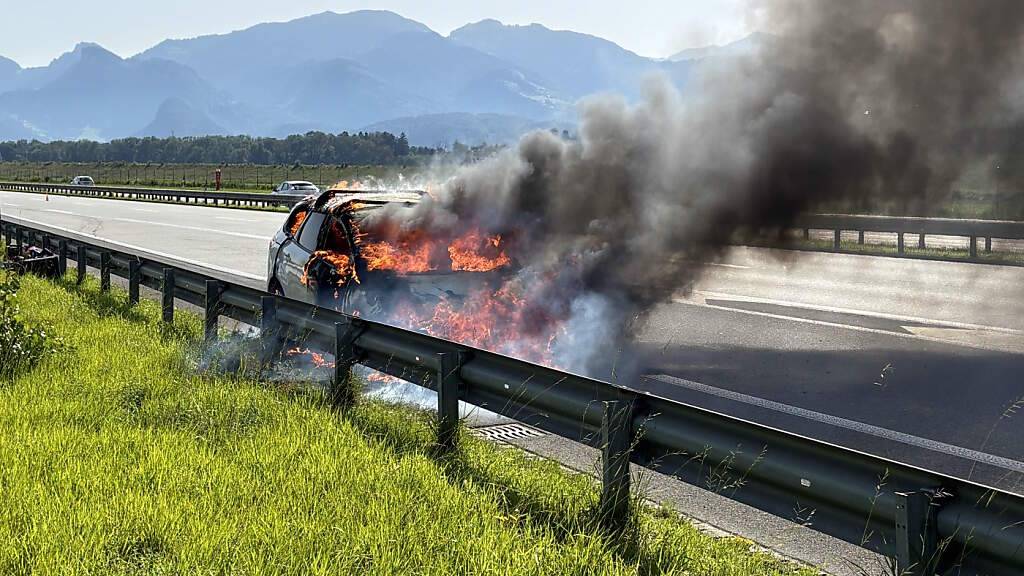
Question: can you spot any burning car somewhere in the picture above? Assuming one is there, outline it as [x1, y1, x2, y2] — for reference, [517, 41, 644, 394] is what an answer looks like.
[267, 189, 515, 321]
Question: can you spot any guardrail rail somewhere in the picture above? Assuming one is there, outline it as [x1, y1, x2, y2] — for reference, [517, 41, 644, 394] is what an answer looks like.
[792, 213, 1024, 259]
[3, 212, 1024, 575]
[0, 181, 302, 209]
[4, 181, 1024, 265]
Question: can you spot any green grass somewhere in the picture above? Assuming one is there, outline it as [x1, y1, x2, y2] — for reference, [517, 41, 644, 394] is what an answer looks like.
[0, 273, 815, 575]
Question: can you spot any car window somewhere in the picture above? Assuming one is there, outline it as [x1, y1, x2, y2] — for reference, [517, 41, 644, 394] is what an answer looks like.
[321, 216, 352, 255]
[297, 212, 326, 251]
[284, 205, 309, 237]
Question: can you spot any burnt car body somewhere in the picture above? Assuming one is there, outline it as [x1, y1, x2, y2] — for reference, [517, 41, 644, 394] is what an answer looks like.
[267, 189, 510, 317]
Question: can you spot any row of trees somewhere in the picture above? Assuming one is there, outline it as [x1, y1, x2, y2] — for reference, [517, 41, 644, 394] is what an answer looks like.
[0, 132, 439, 165]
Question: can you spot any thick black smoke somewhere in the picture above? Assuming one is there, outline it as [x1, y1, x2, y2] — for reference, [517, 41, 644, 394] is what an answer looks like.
[371, 1, 1024, 378]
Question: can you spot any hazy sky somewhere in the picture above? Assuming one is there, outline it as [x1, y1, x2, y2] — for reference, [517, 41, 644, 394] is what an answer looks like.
[0, 0, 754, 67]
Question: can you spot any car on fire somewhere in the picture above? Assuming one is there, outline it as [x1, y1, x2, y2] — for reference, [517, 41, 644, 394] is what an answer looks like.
[267, 189, 514, 320]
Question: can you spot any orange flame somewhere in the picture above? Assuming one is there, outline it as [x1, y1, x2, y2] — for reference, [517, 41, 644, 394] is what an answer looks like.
[289, 210, 308, 237]
[449, 232, 511, 272]
[360, 236, 439, 274]
[286, 347, 334, 368]
[301, 250, 358, 287]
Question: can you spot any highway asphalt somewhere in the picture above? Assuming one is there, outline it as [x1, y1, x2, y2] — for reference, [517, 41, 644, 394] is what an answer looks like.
[4, 190, 1024, 494]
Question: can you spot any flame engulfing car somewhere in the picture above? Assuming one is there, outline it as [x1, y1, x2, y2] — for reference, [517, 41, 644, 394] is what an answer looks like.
[267, 189, 515, 323]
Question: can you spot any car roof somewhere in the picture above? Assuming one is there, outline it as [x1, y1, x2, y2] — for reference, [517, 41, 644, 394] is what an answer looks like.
[284, 180, 316, 185]
[312, 189, 424, 211]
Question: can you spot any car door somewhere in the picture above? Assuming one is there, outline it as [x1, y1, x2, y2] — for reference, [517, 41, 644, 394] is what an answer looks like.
[278, 211, 327, 304]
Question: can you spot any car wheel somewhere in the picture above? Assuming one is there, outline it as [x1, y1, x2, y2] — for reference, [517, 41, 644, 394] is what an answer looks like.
[268, 278, 285, 297]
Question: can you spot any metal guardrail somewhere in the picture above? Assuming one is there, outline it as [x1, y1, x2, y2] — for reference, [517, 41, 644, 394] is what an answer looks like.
[4, 181, 1024, 261]
[3, 212, 1024, 575]
[0, 181, 302, 209]
[794, 214, 1024, 258]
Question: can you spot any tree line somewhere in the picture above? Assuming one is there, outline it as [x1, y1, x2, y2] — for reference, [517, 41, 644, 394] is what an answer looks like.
[0, 132, 439, 166]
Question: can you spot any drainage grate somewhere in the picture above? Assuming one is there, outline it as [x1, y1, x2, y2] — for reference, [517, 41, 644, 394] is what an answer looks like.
[472, 423, 547, 443]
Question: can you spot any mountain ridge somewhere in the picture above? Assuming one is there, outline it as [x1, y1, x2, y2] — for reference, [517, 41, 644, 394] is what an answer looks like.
[0, 11, 755, 143]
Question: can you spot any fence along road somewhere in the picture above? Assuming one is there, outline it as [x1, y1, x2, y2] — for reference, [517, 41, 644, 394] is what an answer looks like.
[3, 212, 1024, 576]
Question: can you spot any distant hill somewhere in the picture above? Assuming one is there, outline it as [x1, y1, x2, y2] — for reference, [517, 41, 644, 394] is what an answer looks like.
[668, 32, 770, 62]
[140, 12, 568, 127]
[0, 56, 20, 93]
[137, 10, 432, 105]
[0, 44, 234, 141]
[449, 19, 665, 101]
[136, 97, 226, 137]
[363, 112, 575, 147]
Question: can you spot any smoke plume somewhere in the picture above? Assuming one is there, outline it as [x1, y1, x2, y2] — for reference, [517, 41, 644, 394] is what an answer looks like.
[367, 1, 1024, 378]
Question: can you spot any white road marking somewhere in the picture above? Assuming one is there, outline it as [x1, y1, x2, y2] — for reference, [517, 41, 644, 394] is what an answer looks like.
[706, 263, 752, 270]
[131, 207, 158, 213]
[44, 209, 76, 215]
[2, 203, 20, 207]
[111, 217, 269, 240]
[671, 297, 1024, 354]
[649, 374, 1024, 474]
[693, 290, 1022, 334]
[216, 216, 257, 223]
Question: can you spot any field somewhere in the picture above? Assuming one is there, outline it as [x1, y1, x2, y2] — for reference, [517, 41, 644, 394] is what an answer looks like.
[0, 162, 417, 193]
[0, 272, 814, 575]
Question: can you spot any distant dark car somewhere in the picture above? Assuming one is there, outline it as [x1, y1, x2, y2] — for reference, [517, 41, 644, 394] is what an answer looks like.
[271, 181, 320, 196]
[70, 176, 95, 186]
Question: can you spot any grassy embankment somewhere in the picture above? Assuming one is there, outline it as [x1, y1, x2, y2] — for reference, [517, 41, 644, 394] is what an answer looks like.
[0, 272, 815, 575]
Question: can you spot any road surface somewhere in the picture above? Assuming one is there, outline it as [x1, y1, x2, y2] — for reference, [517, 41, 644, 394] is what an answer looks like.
[3, 190, 1024, 493]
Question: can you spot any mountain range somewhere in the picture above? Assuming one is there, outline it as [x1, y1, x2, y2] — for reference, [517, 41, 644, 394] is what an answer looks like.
[0, 10, 757, 146]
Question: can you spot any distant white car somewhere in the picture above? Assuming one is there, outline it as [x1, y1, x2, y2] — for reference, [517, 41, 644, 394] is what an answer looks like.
[271, 181, 320, 196]
[70, 176, 95, 186]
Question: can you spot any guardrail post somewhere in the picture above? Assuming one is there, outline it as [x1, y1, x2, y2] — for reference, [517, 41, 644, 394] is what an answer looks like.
[918, 233, 926, 249]
[331, 319, 366, 408]
[161, 268, 175, 323]
[99, 252, 111, 292]
[57, 239, 67, 276]
[204, 280, 224, 343]
[985, 237, 992, 253]
[599, 399, 635, 531]
[894, 489, 943, 576]
[969, 236, 978, 259]
[259, 296, 281, 365]
[436, 351, 466, 453]
[76, 245, 86, 285]
[15, 226, 23, 255]
[858, 230, 864, 245]
[898, 233, 905, 254]
[833, 229, 841, 251]
[128, 258, 141, 305]
[803, 228, 810, 241]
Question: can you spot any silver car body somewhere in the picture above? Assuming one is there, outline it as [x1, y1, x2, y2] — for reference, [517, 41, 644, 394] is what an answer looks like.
[271, 180, 320, 196]
[267, 190, 422, 304]
[71, 176, 95, 186]
[267, 190, 510, 314]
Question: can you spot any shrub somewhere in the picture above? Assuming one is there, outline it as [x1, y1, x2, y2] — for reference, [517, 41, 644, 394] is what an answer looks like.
[0, 271, 62, 378]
